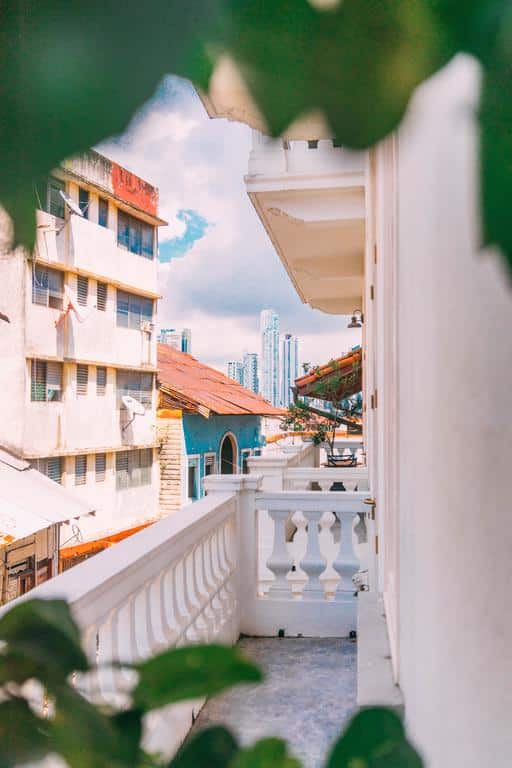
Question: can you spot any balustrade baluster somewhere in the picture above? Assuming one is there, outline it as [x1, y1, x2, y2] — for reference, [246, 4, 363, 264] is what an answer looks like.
[332, 511, 360, 600]
[267, 508, 294, 598]
[300, 509, 328, 599]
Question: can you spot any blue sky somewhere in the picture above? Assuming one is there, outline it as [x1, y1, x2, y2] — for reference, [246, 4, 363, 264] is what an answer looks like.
[100, 76, 359, 371]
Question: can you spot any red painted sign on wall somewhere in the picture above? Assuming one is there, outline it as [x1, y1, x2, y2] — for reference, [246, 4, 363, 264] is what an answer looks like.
[111, 162, 158, 217]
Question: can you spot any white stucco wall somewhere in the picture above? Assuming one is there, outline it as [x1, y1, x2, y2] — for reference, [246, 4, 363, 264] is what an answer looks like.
[395, 55, 512, 767]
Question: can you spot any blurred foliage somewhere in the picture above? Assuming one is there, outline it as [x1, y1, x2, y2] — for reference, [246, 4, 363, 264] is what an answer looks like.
[1, 0, 512, 270]
[0, 598, 422, 767]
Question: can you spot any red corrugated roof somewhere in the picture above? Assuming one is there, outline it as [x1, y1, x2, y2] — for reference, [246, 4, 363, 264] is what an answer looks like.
[158, 345, 284, 417]
[295, 347, 362, 400]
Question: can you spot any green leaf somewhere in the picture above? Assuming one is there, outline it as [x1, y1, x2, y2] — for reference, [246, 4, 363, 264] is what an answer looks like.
[0, 0, 224, 248]
[49, 684, 127, 768]
[480, 3, 512, 271]
[0, 599, 89, 683]
[230, 737, 302, 768]
[169, 726, 238, 768]
[325, 708, 423, 768]
[109, 709, 144, 768]
[133, 644, 262, 711]
[0, 698, 50, 768]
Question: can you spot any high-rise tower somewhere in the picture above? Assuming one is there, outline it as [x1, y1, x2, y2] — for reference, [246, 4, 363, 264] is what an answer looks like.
[243, 352, 259, 394]
[260, 309, 280, 406]
[281, 334, 299, 408]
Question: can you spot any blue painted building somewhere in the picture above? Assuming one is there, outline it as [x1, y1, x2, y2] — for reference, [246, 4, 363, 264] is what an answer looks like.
[157, 345, 283, 509]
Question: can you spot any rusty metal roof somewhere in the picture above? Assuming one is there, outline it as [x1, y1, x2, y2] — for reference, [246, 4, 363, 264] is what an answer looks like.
[158, 345, 284, 417]
[295, 347, 363, 401]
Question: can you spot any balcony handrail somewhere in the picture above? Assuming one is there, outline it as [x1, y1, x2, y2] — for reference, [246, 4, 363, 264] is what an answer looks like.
[255, 489, 367, 514]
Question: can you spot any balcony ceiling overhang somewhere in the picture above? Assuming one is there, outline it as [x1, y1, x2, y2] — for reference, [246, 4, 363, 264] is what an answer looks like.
[247, 185, 365, 315]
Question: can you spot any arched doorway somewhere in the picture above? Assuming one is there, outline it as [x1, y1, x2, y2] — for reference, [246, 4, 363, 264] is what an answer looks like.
[219, 433, 238, 474]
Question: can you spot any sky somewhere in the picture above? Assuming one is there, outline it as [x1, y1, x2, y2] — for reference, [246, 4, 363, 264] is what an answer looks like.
[100, 76, 360, 372]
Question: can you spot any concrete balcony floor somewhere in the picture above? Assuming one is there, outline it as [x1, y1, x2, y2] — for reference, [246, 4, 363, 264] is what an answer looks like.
[193, 637, 357, 768]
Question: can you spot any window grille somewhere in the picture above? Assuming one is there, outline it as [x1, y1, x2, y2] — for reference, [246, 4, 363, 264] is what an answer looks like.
[78, 188, 89, 219]
[76, 364, 88, 396]
[30, 360, 62, 402]
[47, 177, 65, 218]
[95, 453, 106, 482]
[77, 276, 88, 307]
[32, 265, 63, 309]
[116, 449, 152, 489]
[74, 455, 87, 485]
[96, 282, 107, 311]
[98, 198, 108, 228]
[117, 211, 154, 258]
[116, 290, 153, 329]
[96, 366, 107, 396]
[204, 455, 216, 476]
[32, 456, 63, 484]
[116, 370, 153, 408]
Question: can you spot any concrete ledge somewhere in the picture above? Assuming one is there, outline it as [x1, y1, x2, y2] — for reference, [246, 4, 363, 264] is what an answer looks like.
[357, 592, 404, 712]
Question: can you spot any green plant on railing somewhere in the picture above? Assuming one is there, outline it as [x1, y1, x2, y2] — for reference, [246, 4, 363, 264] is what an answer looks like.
[2, 0, 512, 273]
[1, 598, 421, 768]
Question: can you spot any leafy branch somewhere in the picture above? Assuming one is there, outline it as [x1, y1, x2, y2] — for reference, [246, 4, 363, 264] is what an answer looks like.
[0, 598, 421, 768]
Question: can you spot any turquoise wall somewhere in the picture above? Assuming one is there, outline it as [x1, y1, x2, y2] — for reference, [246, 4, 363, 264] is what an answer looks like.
[183, 413, 264, 495]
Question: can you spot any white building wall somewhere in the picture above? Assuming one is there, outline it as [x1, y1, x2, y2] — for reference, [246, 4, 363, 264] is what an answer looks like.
[379, 55, 512, 767]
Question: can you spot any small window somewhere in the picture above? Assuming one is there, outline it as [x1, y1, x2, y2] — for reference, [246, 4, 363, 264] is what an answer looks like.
[76, 364, 88, 396]
[96, 366, 107, 396]
[307, 140, 319, 149]
[95, 453, 106, 482]
[75, 455, 87, 485]
[77, 276, 88, 307]
[47, 177, 65, 218]
[116, 449, 151, 489]
[116, 370, 153, 408]
[32, 456, 63, 484]
[204, 454, 216, 476]
[31, 360, 62, 402]
[188, 462, 198, 501]
[32, 265, 63, 310]
[116, 290, 153, 329]
[96, 282, 107, 311]
[116, 451, 129, 490]
[117, 211, 154, 259]
[98, 198, 108, 228]
[241, 449, 252, 475]
[78, 188, 90, 219]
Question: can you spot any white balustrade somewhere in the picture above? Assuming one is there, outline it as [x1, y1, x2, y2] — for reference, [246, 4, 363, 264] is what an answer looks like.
[283, 466, 369, 492]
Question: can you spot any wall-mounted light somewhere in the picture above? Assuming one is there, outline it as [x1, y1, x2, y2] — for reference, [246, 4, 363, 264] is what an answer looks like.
[348, 310, 364, 328]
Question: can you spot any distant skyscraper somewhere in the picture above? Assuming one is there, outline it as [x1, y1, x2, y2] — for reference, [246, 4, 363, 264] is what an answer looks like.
[227, 361, 244, 385]
[260, 309, 280, 406]
[281, 334, 299, 408]
[159, 328, 192, 354]
[243, 353, 259, 394]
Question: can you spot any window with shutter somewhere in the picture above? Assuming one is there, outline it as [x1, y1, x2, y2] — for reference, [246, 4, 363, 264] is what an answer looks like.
[77, 276, 88, 307]
[78, 188, 89, 219]
[96, 282, 107, 311]
[76, 364, 88, 396]
[74, 455, 87, 485]
[32, 265, 63, 309]
[47, 177, 65, 218]
[31, 360, 62, 402]
[98, 198, 108, 227]
[116, 451, 129, 489]
[96, 367, 107, 396]
[32, 456, 63, 484]
[95, 453, 106, 482]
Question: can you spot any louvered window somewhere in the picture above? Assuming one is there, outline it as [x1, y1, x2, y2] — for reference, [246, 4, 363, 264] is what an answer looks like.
[116, 449, 152, 489]
[32, 456, 63, 484]
[77, 276, 88, 307]
[96, 282, 107, 311]
[96, 366, 107, 396]
[76, 364, 88, 396]
[31, 360, 62, 402]
[95, 453, 106, 482]
[74, 455, 87, 485]
[98, 198, 108, 228]
[32, 265, 63, 309]
[117, 211, 154, 259]
[116, 370, 153, 408]
[78, 187, 89, 219]
[116, 290, 153, 329]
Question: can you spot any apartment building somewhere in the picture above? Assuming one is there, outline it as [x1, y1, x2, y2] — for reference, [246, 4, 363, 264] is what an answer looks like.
[0, 150, 167, 557]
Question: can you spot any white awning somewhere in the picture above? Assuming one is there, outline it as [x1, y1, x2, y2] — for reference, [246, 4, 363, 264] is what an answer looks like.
[0, 449, 95, 547]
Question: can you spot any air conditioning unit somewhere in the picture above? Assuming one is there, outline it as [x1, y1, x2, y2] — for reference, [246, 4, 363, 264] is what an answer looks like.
[140, 320, 154, 333]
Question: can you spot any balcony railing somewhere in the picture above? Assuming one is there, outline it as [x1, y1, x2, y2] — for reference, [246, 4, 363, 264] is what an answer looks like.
[2, 443, 369, 760]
